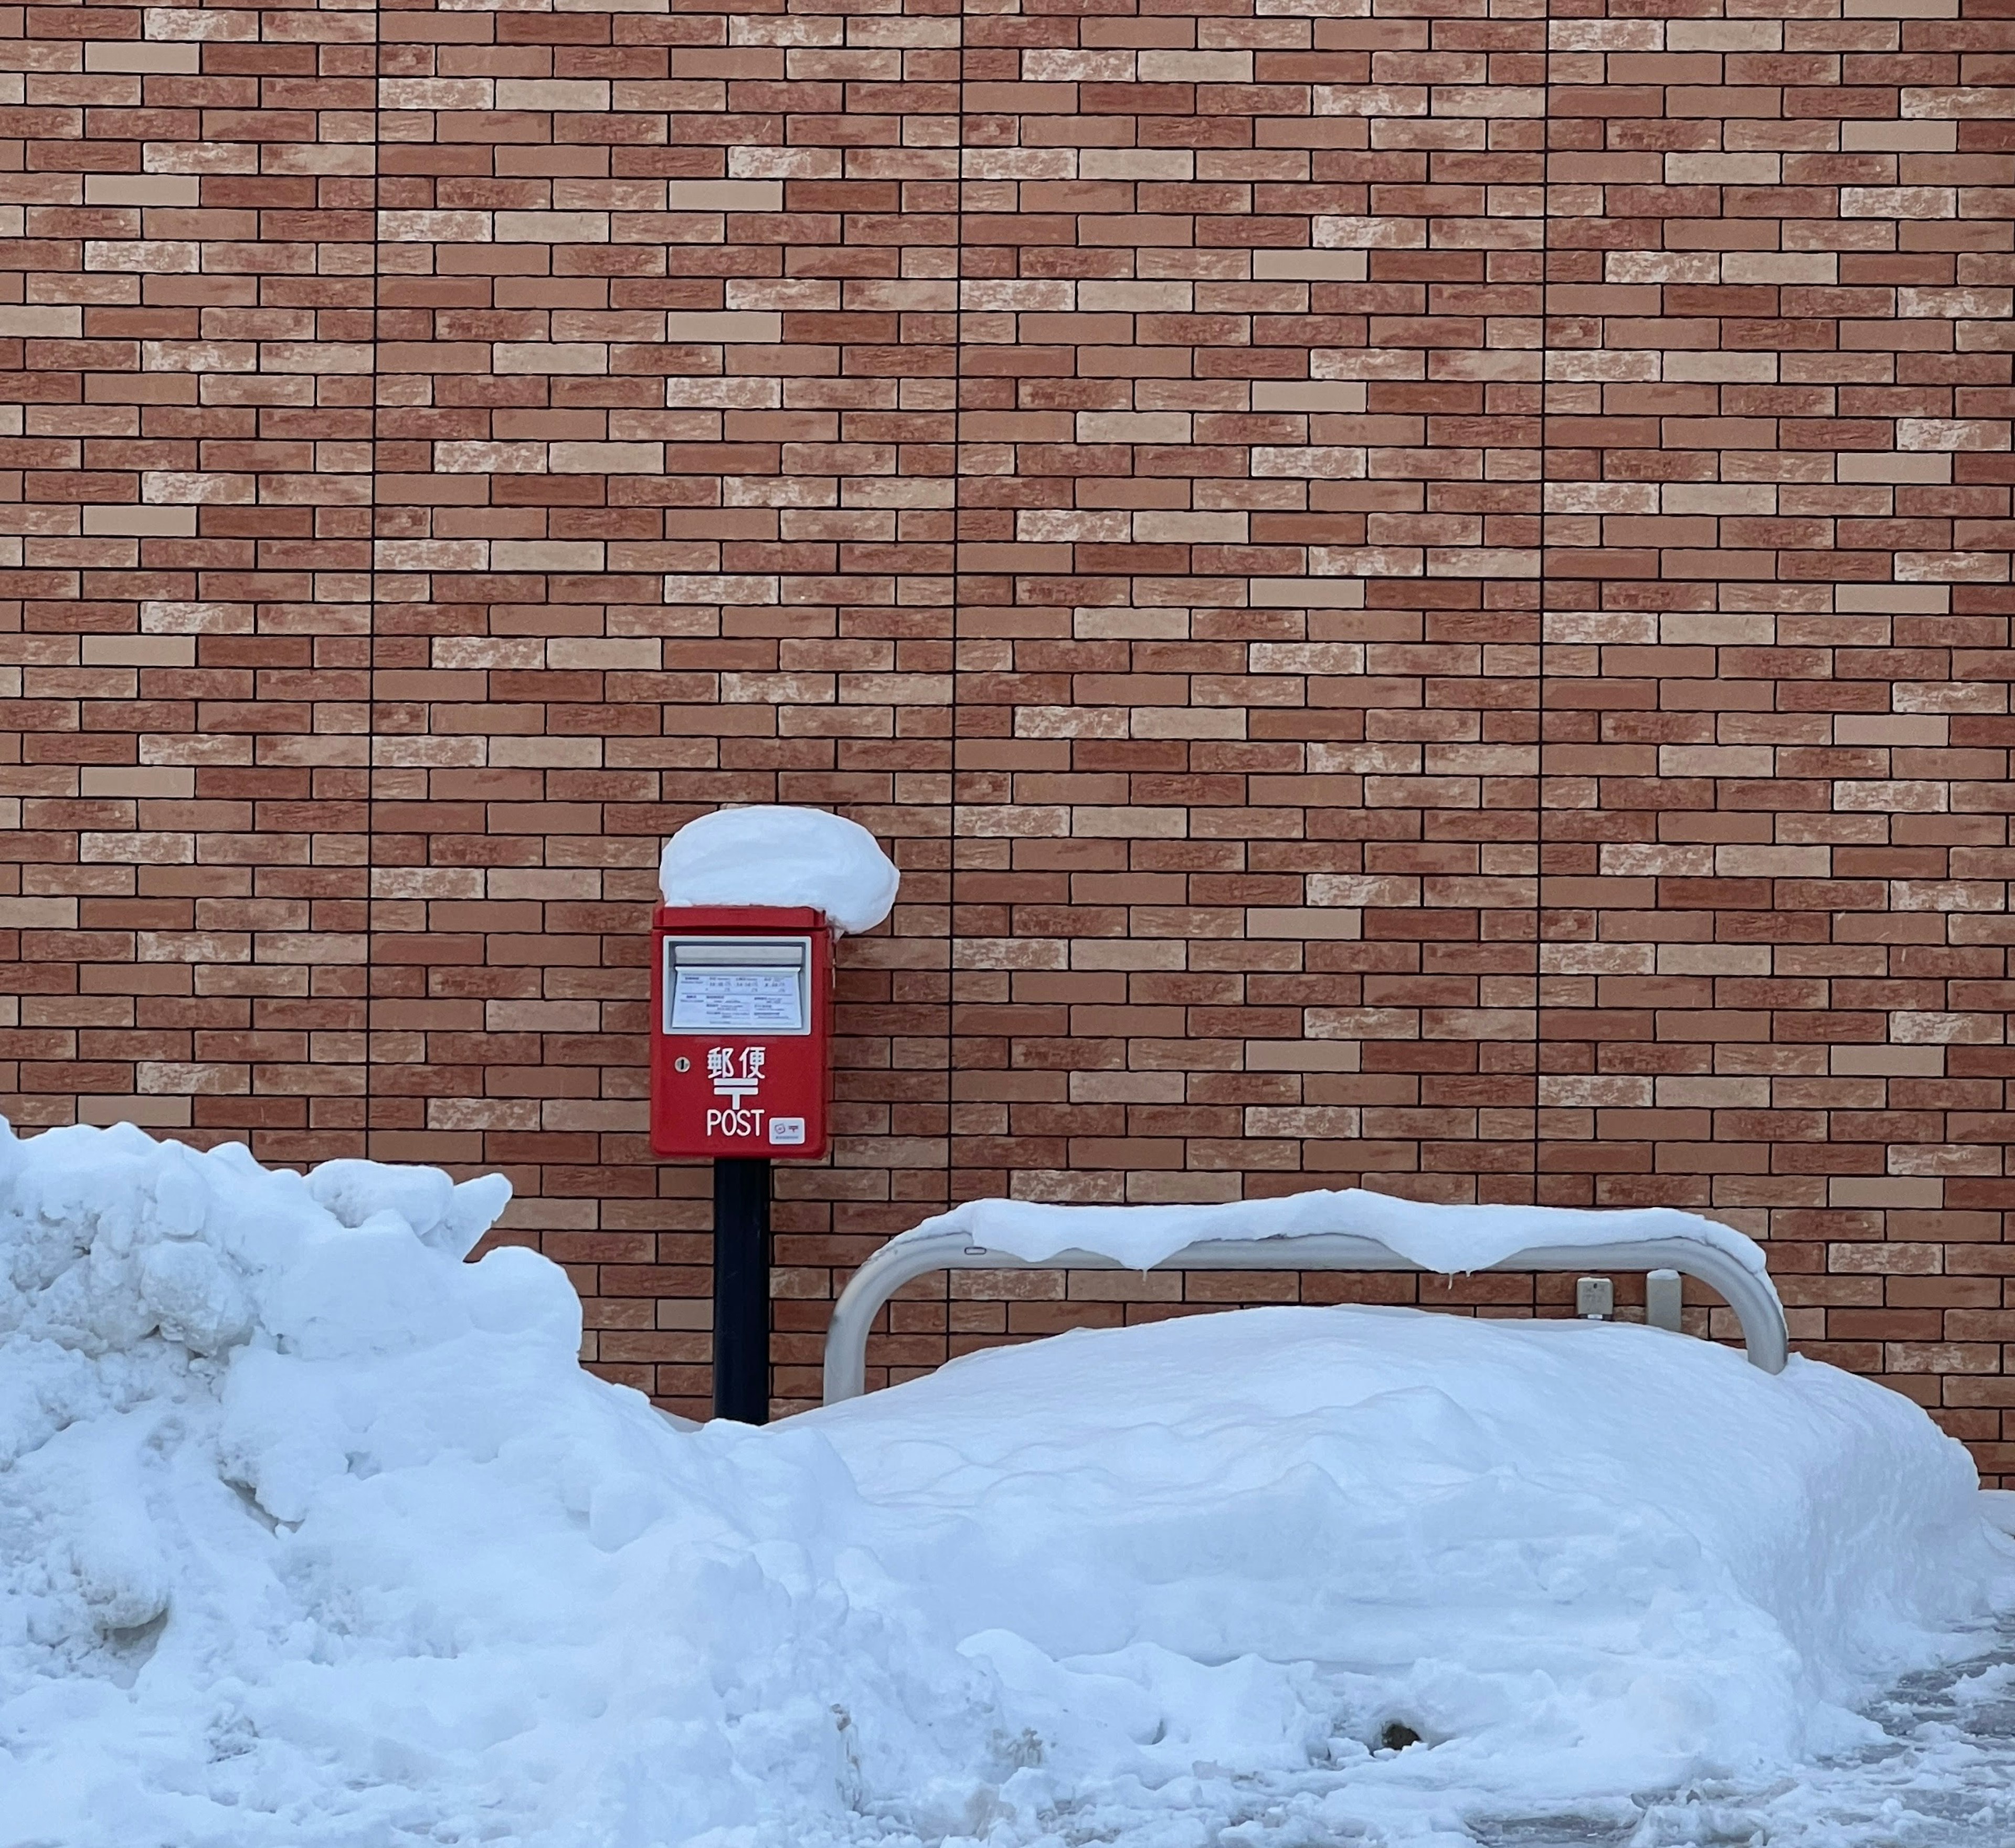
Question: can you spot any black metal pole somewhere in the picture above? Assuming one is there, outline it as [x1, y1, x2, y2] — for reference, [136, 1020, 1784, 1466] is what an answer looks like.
[712, 1156, 771, 1423]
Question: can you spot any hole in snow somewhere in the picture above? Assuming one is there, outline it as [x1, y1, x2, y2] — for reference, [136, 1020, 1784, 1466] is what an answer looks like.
[230, 1480, 279, 1535]
[1378, 1720, 1423, 1754]
[102, 1608, 168, 1685]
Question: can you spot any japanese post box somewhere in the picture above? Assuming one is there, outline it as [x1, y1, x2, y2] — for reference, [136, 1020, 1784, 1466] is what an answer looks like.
[650, 906, 833, 1160]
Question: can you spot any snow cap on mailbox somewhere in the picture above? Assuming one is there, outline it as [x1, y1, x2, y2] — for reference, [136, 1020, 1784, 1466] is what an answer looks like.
[657, 805, 900, 935]
[651, 807, 899, 1162]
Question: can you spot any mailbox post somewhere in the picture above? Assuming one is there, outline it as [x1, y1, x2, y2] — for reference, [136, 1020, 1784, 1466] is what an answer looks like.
[651, 905, 833, 1423]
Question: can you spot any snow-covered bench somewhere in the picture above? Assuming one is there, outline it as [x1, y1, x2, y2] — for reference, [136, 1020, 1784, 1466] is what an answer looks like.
[822, 1192, 1791, 1405]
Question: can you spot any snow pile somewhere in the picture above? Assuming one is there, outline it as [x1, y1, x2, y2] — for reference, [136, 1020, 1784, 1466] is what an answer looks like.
[1, 1123, 2009, 1848]
[892, 1187, 1772, 1278]
[658, 806, 899, 934]
[813, 1310, 2004, 1825]
[0, 1124, 994, 1846]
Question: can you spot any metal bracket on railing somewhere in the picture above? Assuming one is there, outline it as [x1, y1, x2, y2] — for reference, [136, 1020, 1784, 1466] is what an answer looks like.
[821, 1228, 1790, 1405]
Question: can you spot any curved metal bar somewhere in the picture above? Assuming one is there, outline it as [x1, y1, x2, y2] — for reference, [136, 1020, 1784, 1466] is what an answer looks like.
[821, 1227, 1789, 1405]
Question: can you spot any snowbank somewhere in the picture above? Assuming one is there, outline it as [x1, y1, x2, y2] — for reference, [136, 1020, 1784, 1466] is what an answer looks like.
[812, 1310, 2002, 1822]
[1, 1124, 2007, 1848]
[887, 1186, 1772, 1279]
[657, 805, 899, 934]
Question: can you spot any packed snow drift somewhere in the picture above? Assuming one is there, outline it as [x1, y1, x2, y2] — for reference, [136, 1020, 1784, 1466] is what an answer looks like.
[658, 806, 899, 935]
[1, 1123, 2009, 1848]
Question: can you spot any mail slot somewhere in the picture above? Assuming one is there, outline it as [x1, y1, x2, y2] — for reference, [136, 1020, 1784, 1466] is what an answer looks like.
[650, 905, 833, 1160]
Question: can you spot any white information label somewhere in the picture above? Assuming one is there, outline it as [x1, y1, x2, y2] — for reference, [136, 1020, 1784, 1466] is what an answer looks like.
[768, 1117, 806, 1146]
[670, 967, 803, 1032]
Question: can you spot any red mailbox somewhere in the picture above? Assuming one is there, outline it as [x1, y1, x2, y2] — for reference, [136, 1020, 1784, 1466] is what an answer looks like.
[650, 905, 833, 1160]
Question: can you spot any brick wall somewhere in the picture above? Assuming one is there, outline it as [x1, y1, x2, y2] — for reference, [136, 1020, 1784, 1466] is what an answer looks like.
[5, 0, 2014, 1470]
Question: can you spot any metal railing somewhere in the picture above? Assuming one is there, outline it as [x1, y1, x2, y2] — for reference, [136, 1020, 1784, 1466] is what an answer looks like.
[821, 1227, 1790, 1406]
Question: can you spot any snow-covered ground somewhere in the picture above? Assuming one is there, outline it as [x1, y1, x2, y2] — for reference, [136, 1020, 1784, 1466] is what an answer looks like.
[1, 1124, 2010, 1848]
